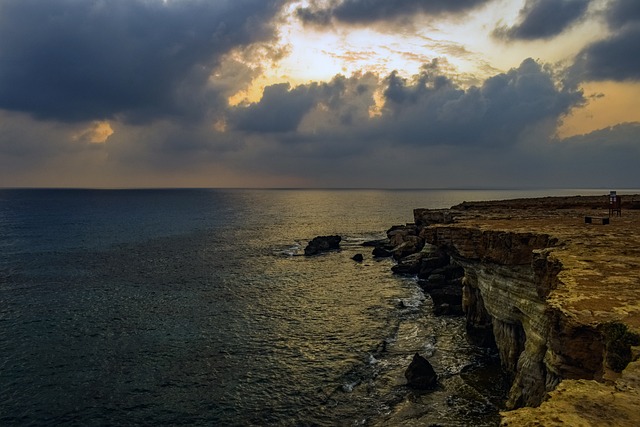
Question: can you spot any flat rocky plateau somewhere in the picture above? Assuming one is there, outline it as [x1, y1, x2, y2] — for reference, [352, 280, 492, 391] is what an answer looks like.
[452, 196, 640, 331]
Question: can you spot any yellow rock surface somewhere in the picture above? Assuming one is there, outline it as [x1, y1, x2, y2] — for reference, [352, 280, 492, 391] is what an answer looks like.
[422, 195, 640, 423]
[501, 359, 640, 426]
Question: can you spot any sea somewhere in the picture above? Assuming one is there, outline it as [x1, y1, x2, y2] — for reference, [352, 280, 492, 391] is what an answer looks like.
[0, 188, 617, 426]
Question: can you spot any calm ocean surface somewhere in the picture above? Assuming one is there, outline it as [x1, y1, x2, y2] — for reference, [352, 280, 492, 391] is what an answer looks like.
[0, 188, 612, 426]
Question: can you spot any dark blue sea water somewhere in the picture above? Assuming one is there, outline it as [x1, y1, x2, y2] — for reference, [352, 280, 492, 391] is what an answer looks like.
[0, 188, 612, 426]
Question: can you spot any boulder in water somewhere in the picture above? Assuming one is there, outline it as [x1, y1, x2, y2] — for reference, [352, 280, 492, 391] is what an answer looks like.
[304, 235, 341, 256]
[405, 353, 438, 389]
[352, 253, 364, 262]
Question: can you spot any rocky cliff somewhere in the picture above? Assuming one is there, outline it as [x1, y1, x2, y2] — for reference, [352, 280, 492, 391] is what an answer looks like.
[389, 195, 640, 424]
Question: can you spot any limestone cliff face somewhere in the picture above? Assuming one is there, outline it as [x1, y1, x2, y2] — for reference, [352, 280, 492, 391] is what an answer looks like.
[423, 225, 560, 407]
[407, 198, 640, 425]
[416, 209, 639, 411]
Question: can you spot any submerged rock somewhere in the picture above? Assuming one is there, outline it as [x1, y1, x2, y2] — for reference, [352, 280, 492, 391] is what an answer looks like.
[405, 353, 438, 389]
[364, 238, 395, 258]
[418, 264, 465, 316]
[304, 235, 341, 256]
[362, 238, 390, 247]
[391, 252, 424, 275]
[372, 246, 393, 258]
[352, 253, 364, 262]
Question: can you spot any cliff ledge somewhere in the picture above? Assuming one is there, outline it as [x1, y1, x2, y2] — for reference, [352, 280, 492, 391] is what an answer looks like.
[413, 195, 640, 426]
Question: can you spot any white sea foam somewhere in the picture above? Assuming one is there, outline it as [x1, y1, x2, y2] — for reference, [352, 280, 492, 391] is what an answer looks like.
[275, 243, 302, 256]
[367, 353, 378, 365]
[342, 380, 359, 393]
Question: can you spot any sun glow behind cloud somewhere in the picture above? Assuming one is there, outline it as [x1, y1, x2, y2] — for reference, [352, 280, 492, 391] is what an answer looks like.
[230, 0, 604, 105]
[273, 5, 485, 83]
[558, 81, 640, 138]
[227, 0, 627, 140]
[72, 121, 114, 144]
[228, 6, 484, 104]
[1, 0, 638, 189]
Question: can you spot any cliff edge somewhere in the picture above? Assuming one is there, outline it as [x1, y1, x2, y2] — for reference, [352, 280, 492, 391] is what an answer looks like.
[409, 195, 640, 425]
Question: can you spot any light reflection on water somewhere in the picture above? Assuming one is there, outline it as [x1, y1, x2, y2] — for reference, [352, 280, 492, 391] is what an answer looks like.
[0, 188, 608, 425]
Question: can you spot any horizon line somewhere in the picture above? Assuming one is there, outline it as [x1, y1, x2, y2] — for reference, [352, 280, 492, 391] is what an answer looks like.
[1, 186, 638, 192]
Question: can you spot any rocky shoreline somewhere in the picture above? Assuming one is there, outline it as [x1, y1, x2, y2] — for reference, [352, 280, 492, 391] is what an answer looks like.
[375, 194, 640, 426]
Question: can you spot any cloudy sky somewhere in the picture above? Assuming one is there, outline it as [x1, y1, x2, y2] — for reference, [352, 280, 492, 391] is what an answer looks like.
[1, 0, 638, 188]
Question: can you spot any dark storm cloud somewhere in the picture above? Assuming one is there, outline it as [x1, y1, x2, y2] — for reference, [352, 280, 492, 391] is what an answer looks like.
[493, 0, 591, 41]
[559, 122, 640, 146]
[573, 24, 640, 81]
[230, 74, 375, 133]
[569, 0, 640, 82]
[232, 59, 584, 156]
[231, 83, 323, 133]
[374, 58, 583, 147]
[0, 0, 285, 123]
[542, 122, 640, 186]
[606, 0, 640, 27]
[296, 0, 492, 25]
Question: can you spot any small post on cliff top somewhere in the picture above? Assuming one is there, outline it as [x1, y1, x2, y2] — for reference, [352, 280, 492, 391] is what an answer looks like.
[609, 191, 622, 217]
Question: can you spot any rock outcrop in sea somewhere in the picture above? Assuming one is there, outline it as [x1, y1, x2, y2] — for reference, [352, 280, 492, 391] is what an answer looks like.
[384, 195, 640, 425]
[304, 235, 341, 256]
[405, 353, 438, 389]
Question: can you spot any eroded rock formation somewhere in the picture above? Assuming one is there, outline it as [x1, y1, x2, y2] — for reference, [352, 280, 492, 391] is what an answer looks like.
[392, 195, 640, 423]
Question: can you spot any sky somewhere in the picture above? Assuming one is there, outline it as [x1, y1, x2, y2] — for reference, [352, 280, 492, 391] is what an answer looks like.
[0, 0, 639, 189]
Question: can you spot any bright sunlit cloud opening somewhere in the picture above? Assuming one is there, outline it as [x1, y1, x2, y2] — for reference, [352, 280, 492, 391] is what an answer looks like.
[72, 121, 114, 144]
